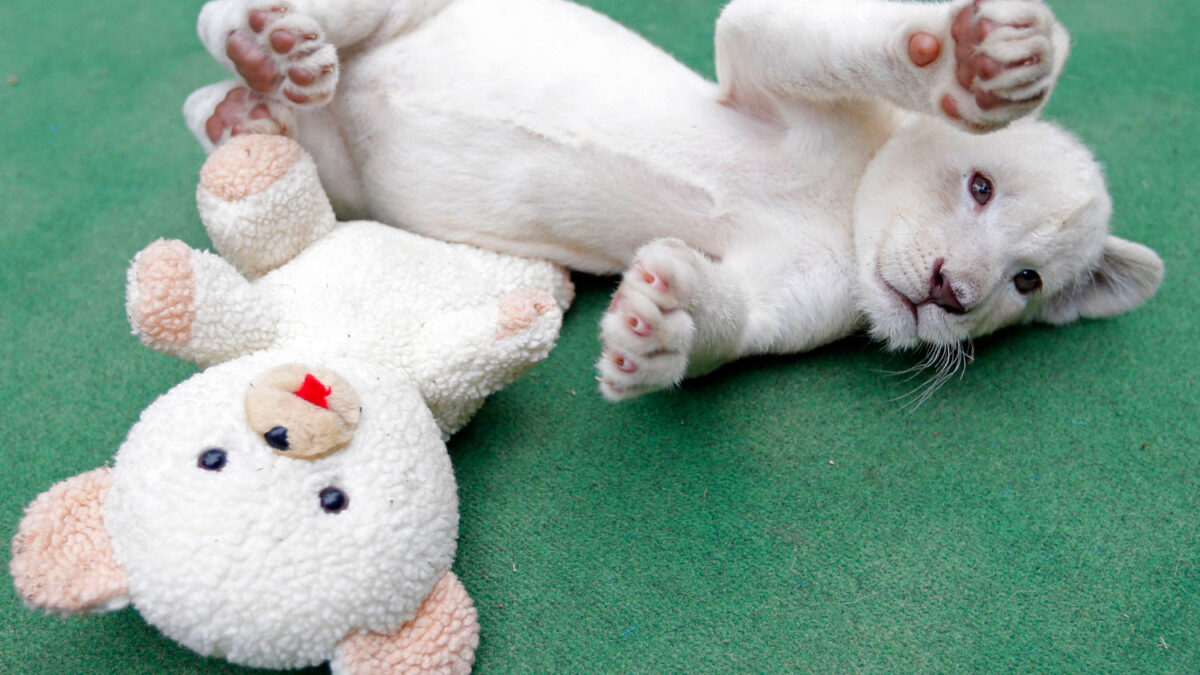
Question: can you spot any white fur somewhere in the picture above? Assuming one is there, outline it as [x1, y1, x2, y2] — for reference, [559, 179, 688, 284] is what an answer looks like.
[187, 0, 1163, 400]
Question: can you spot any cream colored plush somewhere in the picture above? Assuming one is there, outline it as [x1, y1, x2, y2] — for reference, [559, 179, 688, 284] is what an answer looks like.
[185, 0, 1162, 400]
[10, 134, 572, 673]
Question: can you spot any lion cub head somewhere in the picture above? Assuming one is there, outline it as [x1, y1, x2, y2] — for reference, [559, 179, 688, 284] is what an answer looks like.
[853, 117, 1162, 355]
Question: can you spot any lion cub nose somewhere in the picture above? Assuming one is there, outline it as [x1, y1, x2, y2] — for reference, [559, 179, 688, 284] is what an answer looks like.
[245, 364, 361, 460]
[927, 258, 966, 315]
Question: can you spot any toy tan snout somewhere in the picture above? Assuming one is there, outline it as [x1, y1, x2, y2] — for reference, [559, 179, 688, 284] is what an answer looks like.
[245, 364, 361, 461]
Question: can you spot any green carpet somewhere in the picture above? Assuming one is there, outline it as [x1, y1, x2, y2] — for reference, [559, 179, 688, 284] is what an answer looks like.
[1, 0, 1196, 671]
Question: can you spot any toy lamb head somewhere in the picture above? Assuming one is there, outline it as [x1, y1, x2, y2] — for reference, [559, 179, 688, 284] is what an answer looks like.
[11, 134, 573, 672]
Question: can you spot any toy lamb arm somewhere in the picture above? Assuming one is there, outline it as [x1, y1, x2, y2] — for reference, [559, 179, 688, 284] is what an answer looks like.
[127, 241, 282, 367]
[715, 0, 1069, 130]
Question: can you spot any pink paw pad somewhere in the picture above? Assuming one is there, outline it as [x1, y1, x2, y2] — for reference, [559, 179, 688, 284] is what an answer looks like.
[205, 87, 288, 144]
[226, 32, 279, 93]
[907, 32, 941, 67]
[225, 6, 338, 108]
[941, 0, 1055, 128]
[248, 7, 287, 34]
[133, 240, 196, 346]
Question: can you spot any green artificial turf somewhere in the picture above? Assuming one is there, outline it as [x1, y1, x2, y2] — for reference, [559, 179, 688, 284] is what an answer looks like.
[1, 0, 1197, 672]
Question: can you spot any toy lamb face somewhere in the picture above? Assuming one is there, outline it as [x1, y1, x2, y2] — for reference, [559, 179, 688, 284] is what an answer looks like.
[13, 354, 475, 672]
[11, 134, 573, 672]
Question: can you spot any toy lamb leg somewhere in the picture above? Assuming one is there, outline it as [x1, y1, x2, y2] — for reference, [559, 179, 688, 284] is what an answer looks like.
[11, 134, 573, 673]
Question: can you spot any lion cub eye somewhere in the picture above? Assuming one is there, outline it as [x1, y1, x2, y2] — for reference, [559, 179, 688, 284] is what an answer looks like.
[1013, 269, 1042, 294]
[969, 172, 993, 206]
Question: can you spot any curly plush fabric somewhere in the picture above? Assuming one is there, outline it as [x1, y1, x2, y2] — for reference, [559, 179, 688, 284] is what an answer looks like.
[199, 133, 301, 202]
[129, 239, 196, 346]
[10, 468, 129, 616]
[332, 572, 480, 675]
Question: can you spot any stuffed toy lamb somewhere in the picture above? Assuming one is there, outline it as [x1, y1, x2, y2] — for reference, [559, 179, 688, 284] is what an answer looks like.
[10, 134, 573, 672]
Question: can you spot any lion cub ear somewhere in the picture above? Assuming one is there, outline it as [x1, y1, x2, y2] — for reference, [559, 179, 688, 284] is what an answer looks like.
[1037, 236, 1164, 325]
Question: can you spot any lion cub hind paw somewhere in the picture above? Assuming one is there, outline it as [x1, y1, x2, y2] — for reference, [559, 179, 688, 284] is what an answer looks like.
[596, 241, 700, 401]
[201, 86, 294, 146]
[227, 3, 339, 108]
[940, 0, 1061, 131]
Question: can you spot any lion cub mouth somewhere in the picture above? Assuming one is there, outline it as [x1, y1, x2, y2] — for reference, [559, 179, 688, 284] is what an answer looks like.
[879, 273, 920, 322]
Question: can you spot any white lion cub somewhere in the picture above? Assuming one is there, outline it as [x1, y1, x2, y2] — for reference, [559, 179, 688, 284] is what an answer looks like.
[186, 0, 1163, 400]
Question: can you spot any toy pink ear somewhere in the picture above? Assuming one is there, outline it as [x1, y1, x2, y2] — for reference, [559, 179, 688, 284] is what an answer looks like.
[331, 571, 479, 675]
[10, 467, 130, 616]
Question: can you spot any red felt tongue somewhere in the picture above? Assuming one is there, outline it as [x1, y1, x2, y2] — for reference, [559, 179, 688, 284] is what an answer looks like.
[294, 373, 332, 409]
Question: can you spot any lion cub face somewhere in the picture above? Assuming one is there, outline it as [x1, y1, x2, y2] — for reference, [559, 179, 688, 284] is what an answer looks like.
[853, 118, 1162, 351]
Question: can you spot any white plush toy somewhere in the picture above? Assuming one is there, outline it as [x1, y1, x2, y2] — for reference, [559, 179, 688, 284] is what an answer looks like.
[10, 134, 572, 673]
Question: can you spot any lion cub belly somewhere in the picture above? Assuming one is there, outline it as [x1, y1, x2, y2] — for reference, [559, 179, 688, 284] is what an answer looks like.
[326, 0, 880, 271]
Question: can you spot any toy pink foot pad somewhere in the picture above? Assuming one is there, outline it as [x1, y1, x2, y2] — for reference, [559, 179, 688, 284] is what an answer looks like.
[495, 288, 556, 340]
[11, 468, 129, 615]
[335, 572, 479, 675]
[200, 134, 302, 201]
[133, 240, 197, 346]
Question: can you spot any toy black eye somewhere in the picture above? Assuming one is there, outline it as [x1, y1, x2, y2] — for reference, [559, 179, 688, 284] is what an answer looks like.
[1013, 269, 1042, 294]
[198, 448, 227, 472]
[969, 172, 993, 206]
[319, 487, 348, 514]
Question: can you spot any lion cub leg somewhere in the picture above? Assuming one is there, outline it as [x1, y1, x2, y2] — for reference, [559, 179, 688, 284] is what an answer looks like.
[189, 0, 453, 149]
[186, 2, 339, 148]
[717, 0, 1068, 131]
[597, 239, 748, 401]
[598, 236, 862, 400]
[933, 0, 1068, 130]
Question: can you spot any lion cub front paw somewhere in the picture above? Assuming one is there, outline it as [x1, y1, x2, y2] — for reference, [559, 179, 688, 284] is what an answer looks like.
[597, 240, 699, 401]
[936, 0, 1063, 131]
[226, 2, 339, 108]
